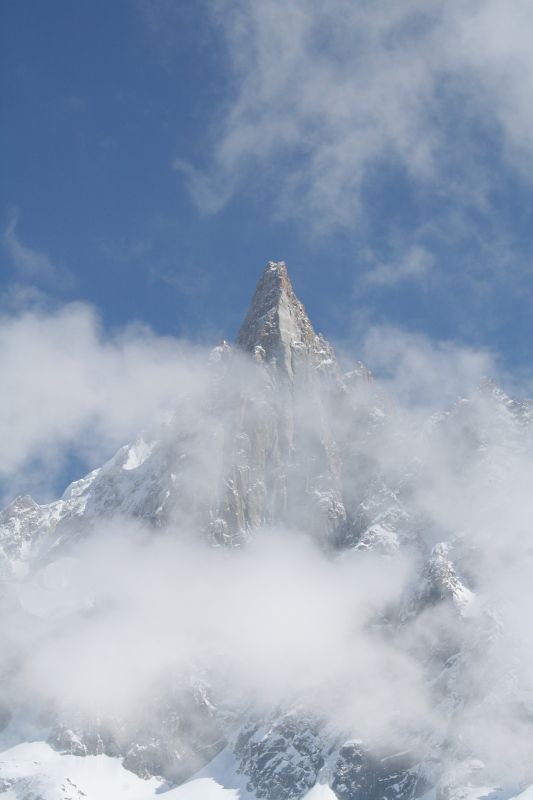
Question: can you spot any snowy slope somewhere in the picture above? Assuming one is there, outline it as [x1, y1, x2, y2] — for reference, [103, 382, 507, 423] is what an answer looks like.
[0, 738, 341, 799]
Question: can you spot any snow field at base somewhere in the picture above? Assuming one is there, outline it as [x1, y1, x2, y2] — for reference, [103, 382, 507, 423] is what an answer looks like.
[3, 738, 529, 800]
[301, 785, 338, 799]
[0, 741, 163, 799]
[0, 739, 342, 799]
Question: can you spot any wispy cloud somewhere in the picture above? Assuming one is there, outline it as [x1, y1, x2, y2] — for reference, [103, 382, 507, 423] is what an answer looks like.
[3, 210, 74, 289]
[363, 244, 434, 288]
[163, 1, 533, 232]
[360, 324, 496, 408]
[148, 263, 209, 297]
[4, 210, 58, 282]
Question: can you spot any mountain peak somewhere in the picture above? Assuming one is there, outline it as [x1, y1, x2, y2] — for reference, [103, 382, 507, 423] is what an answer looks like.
[236, 261, 326, 377]
[264, 259, 289, 279]
[238, 261, 295, 319]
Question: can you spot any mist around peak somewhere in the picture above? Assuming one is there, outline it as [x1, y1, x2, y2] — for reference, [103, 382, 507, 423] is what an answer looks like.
[0, 272, 533, 794]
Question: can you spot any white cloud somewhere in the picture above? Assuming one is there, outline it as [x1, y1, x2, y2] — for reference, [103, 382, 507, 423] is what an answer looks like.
[170, 1, 533, 229]
[0, 302, 209, 500]
[360, 324, 495, 409]
[14, 528, 419, 737]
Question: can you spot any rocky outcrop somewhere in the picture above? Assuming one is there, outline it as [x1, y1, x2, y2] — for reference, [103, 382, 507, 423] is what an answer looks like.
[207, 261, 347, 546]
[235, 711, 330, 800]
[332, 740, 427, 800]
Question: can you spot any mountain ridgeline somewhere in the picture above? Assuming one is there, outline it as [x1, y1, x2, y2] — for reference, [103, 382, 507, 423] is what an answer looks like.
[1, 261, 532, 799]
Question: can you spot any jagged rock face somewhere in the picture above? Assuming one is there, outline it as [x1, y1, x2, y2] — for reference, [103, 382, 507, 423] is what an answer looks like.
[204, 357, 347, 547]
[231, 711, 429, 800]
[331, 741, 427, 800]
[207, 261, 347, 546]
[237, 262, 336, 380]
[235, 712, 330, 800]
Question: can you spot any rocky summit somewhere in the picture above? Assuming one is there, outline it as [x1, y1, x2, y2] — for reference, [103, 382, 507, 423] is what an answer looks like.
[0, 262, 532, 799]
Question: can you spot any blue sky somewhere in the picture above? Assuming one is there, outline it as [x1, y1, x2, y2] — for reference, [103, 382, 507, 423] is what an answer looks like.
[1, 1, 533, 499]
